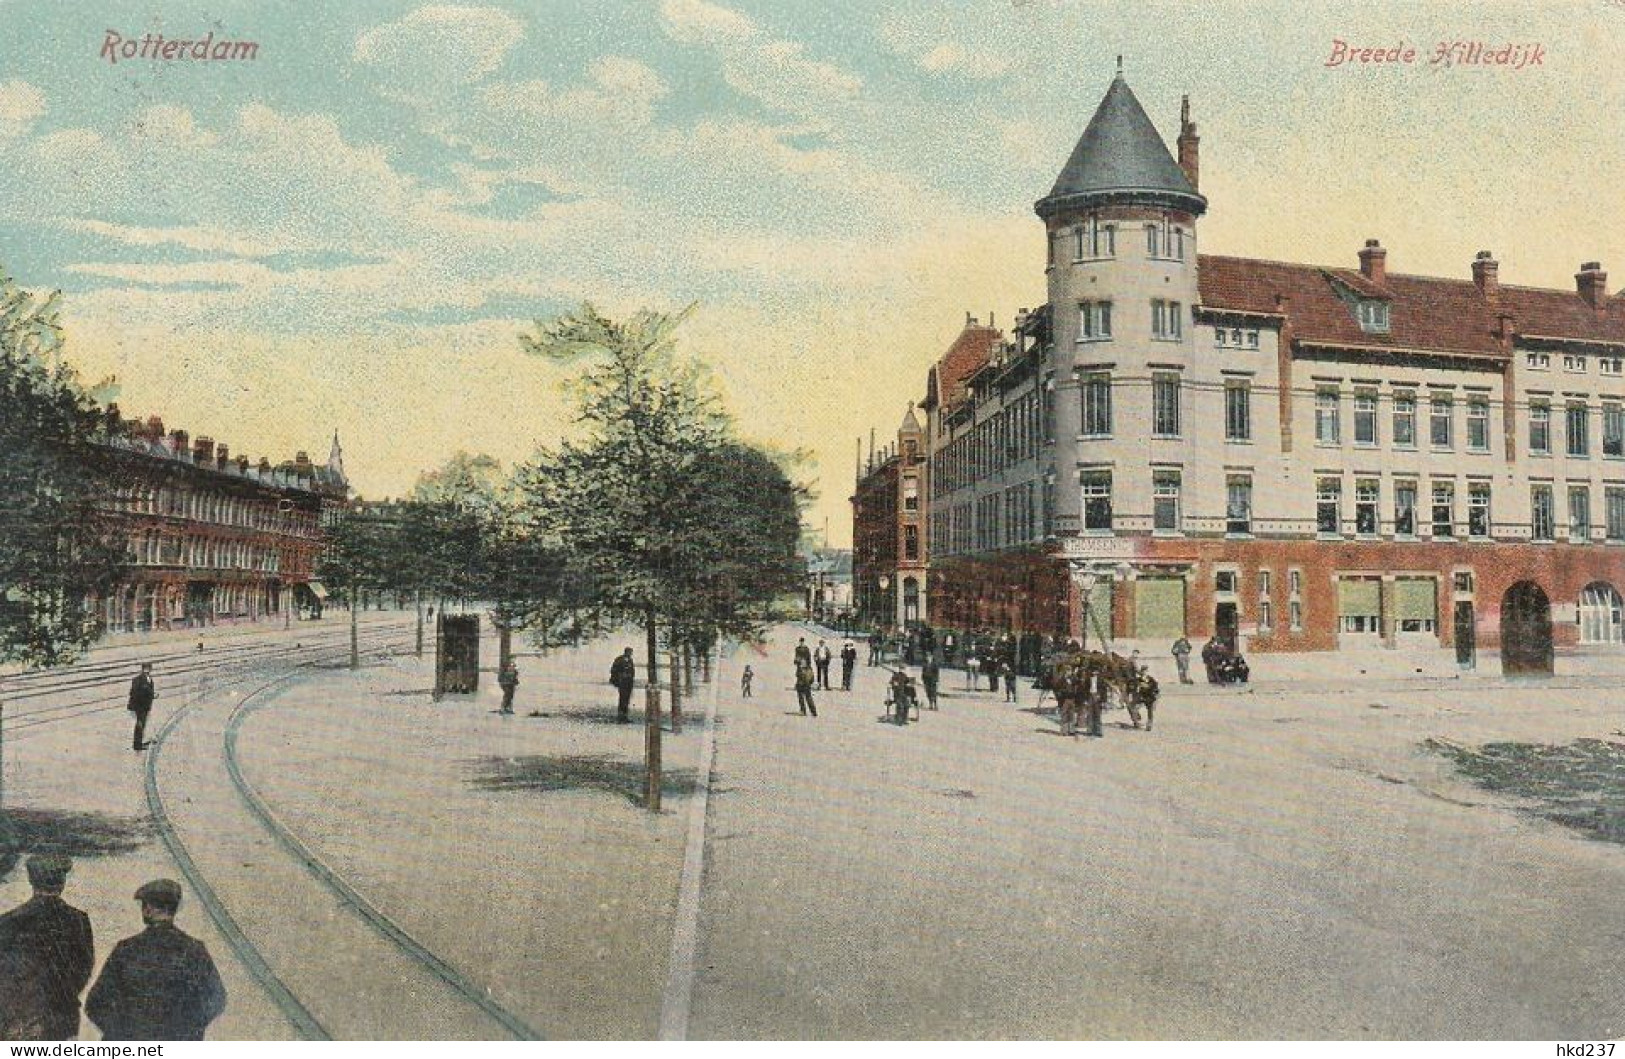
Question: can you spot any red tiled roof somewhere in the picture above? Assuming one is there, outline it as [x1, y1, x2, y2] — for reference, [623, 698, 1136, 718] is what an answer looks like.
[1198, 254, 1625, 357]
[932, 323, 1003, 409]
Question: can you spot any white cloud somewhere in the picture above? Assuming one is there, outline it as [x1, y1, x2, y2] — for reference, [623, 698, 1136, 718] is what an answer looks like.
[919, 43, 1010, 79]
[355, 5, 523, 96]
[877, 12, 1012, 81]
[60, 218, 297, 259]
[132, 105, 218, 148]
[658, 0, 756, 45]
[656, 0, 860, 121]
[0, 80, 45, 140]
[484, 56, 668, 131]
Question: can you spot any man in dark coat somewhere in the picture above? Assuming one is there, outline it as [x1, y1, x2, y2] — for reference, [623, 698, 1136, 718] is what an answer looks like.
[920, 656, 940, 710]
[86, 880, 226, 1041]
[497, 661, 519, 714]
[127, 663, 156, 751]
[794, 660, 817, 717]
[839, 641, 858, 690]
[0, 855, 95, 1040]
[609, 648, 637, 722]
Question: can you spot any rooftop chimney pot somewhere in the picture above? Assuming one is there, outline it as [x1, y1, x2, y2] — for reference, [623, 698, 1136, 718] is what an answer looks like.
[1358, 239, 1388, 284]
[1577, 262, 1609, 310]
[1473, 251, 1500, 299]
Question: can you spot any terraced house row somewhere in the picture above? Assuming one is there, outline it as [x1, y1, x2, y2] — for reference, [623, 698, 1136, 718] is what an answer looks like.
[854, 66, 1625, 673]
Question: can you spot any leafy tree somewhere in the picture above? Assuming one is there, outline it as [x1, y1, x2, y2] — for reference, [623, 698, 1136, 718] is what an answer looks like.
[0, 270, 126, 668]
[518, 303, 732, 808]
[517, 304, 803, 803]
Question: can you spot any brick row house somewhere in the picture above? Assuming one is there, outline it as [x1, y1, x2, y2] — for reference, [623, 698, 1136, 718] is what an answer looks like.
[864, 67, 1625, 673]
[95, 415, 348, 634]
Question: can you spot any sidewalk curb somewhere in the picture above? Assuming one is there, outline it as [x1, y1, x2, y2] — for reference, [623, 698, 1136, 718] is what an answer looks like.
[658, 646, 725, 1041]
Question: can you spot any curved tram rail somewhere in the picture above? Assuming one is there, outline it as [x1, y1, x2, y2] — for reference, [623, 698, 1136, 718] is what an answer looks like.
[143, 632, 543, 1040]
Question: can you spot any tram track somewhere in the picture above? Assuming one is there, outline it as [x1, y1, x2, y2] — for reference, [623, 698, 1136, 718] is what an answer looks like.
[1, 623, 414, 738]
[143, 629, 543, 1040]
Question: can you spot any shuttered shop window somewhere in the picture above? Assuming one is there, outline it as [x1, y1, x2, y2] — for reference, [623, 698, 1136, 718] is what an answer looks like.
[1337, 578, 1381, 617]
[1135, 578, 1185, 639]
[1394, 579, 1437, 621]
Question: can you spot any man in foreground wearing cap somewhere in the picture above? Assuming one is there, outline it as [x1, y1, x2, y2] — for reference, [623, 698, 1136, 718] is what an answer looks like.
[0, 855, 96, 1039]
[86, 879, 226, 1041]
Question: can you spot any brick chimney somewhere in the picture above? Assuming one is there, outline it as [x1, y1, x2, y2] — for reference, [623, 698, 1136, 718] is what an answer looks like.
[1472, 250, 1499, 299]
[1577, 262, 1609, 310]
[215, 443, 229, 468]
[257, 457, 273, 474]
[1177, 95, 1200, 191]
[1358, 239, 1387, 285]
[294, 451, 312, 476]
[145, 416, 164, 441]
[193, 436, 213, 464]
[237, 455, 250, 473]
[170, 429, 189, 456]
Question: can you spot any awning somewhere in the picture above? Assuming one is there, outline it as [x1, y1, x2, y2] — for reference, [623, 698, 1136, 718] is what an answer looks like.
[1395, 579, 1438, 621]
[1337, 577, 1381, 617]
[305, 582, 329, 601]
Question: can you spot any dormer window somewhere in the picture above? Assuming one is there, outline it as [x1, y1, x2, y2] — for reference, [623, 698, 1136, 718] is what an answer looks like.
[1356, 299, 1390, 333]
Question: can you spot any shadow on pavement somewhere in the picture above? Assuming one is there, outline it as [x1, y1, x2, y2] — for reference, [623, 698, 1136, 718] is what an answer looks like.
[467, 753, 699, 807]
[0, 809, 153, 883]
[1427, 737, 1625, 844]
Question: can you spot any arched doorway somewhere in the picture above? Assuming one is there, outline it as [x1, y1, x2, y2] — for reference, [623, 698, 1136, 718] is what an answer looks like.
[1578, 582, 1624, 644]
[1501, 581, 1553, 675]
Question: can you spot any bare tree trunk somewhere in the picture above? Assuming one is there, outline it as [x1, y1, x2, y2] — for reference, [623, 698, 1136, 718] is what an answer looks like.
[644, 612, 662, 812]
[669, 640, 683, 736]
[497, 618, 513, 672]
[349, 585, 360, 670]
[415, 590, 424, 658]
[683, 642, 695, 695]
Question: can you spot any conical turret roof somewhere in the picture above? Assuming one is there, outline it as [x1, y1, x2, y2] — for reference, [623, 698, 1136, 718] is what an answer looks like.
[1036, 70, 1205, 219]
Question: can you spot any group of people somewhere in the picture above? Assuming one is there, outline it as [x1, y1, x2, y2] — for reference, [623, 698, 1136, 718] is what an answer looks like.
[787, 637, 862, 716]
[0, 857, 226, 1041]
[1042, 645, 1159, 738]
[1198, 636, 1251, 685]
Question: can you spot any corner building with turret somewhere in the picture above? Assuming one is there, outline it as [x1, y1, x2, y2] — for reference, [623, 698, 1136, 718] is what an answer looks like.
[918, 68, 1625, 673]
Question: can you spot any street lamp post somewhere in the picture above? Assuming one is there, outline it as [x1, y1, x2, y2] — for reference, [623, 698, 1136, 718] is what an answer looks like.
[1070, 563, 1098, 653]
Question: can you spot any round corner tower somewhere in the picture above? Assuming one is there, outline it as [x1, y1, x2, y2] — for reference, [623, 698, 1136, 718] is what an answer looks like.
[1035, 64, 1208, 541]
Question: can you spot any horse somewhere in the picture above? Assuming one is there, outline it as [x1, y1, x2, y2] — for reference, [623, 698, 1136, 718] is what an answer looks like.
[1042, 649, 1160, 733]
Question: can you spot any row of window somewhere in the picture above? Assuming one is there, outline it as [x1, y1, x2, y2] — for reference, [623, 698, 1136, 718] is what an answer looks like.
[1079, 469, 1625, 544]
[109, 484, 317, 535]
[129, 531, 282, 572]
[1526, 351, 1625, 376]
[1082, 373, 1257, 441]
[932, 389, 1047, 496]
[1314, 478, 1492, 539]
[1049, 217, 1190, 267]
[1076, 300, 1186, 342]
[1314, 388, 1493, 451]
[1213, 567, 1307, 635]
[931, 481, 1046, 558]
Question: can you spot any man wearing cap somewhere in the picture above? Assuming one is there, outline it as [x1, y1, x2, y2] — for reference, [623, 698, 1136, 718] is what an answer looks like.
[127, 663, 156, 751]
[86, 880, 226, 1041]
[0, 855, 95, 1040]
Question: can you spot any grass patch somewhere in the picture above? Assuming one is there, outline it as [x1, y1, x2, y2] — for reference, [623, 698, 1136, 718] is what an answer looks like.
[468, 753, 698, 807]
[1425, 737, 1625, 844]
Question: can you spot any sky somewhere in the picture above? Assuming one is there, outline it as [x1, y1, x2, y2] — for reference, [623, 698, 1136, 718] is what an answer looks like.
[1, 0, 1622, 546]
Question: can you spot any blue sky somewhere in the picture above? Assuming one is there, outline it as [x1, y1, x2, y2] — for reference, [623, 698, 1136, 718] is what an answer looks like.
[2, 1, 1622, 543]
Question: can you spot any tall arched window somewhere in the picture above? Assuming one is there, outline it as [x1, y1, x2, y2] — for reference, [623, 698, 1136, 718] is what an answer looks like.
[1579, 581, 1624, 644]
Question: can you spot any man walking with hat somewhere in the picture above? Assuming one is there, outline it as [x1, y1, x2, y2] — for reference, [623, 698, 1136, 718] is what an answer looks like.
[0, 855, 95, 1039]
[127, 663, 156, 751]
[86, 879, 226, 1041]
